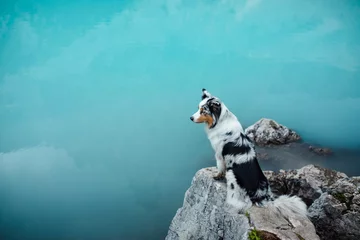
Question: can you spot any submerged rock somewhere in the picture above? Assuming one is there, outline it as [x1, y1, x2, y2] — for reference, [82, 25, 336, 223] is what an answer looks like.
[245, 118, 301, 146]
[308, 146, 332, 156]
[165, 167, 319, 240]
[256, 152, 270, 161]
[264, 165, 360, 240]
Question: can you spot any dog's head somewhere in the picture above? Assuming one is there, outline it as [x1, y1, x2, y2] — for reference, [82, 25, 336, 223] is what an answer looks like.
[190, 88, 222, 128]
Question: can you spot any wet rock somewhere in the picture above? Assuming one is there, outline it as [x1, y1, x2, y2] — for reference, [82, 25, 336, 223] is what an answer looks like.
[245, 118, 301, 146]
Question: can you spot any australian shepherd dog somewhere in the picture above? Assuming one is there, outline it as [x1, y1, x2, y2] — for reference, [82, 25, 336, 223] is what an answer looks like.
[190, 88, 307, 218]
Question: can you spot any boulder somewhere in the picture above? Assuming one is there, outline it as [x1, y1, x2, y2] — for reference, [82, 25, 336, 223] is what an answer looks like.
[264, 165, 360, 240]
[245, 118, 301, 146]
[165, 167, 319, 240]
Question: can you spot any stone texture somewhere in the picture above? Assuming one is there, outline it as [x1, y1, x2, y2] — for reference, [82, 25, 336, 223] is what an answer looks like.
[165, 167, 319, 240]
[248, 205, 319, 240]
[264, 164, 347, 206]
[307, 193, 360, 240]
[264, 165, 360, 240]
[245, 118, 301, 146]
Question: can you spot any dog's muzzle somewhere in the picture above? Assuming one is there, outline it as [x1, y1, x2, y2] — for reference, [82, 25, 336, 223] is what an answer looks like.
[190, 116, 194, 121]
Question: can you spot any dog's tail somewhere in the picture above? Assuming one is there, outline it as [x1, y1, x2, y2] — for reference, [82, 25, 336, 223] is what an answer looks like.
[262, 194, 308, 219]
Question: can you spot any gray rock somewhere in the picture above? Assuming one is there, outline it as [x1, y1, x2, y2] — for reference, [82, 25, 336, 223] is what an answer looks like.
[352, 194, 360, 205]
[264, 165, 360, 240]
[249, 205, 319, 240]
[350, 176, 360, 188]
[350, 204, 360, 212]
[165, 167, 319, 240]
[308, 193, 360, 240]
[245, 118, 301, 146]
[264, 164, 347, 206]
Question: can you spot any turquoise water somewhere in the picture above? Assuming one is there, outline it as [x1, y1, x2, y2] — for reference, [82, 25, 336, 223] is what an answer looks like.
[1, 0, 360, 239]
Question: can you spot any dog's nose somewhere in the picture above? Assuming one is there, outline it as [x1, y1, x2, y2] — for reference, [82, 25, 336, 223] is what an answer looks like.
[190, 116, 194, 121]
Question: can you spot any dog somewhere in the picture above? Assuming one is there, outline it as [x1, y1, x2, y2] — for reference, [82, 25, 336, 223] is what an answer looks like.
[190, 88, 307, 218]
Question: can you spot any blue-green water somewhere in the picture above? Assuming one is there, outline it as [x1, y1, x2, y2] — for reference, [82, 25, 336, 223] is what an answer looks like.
[0, 0, 359, 239]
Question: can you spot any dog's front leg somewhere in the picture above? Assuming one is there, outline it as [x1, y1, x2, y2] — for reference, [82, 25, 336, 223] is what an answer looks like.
[213, 152, 226, 180]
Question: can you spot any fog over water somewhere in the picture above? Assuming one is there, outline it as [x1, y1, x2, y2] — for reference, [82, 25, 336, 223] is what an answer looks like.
[1, 0, 359, 239]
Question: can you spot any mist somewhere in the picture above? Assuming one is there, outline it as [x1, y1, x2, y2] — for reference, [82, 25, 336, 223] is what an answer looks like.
[1, 0, 359, 239]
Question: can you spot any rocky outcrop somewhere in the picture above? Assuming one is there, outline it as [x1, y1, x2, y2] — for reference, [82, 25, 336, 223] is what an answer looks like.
[245, 118, 301, 146]
[166, 164, 360, 240]
[165, 167, 319, 240]
[264, 165, 360, 240]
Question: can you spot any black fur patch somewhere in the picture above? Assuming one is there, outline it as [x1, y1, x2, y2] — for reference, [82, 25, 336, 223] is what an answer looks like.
[222, 141, 251, 157]
[202, 90, 212, 100]
[230, 183, 234, 189]
[226, 131, 233, 136]
[240, 132, 251, 142]
[229, 159, 270, 204]
[206, 98, 222, 129]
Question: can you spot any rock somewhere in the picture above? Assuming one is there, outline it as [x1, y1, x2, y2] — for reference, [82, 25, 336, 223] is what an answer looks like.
[264, 165, 360, 240]
[166, 164, 360, 239]
[245, 118, 301, 146]
[248, 205, 319, 240]
[350, 176, 360, 190]
[308, 146, 332, 156]
[165, 167, 319, 240]
[165, 167, 249, 240]
[352, 194, 360, 205]
[308, 193, 360, 240]
[264, 165, 347, 206]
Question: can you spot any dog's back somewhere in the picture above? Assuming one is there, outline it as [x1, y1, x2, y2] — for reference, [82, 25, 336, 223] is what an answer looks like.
[222, 132, 273, 206]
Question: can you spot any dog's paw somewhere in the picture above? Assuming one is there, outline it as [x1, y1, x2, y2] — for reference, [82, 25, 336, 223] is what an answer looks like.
[213, 172, 225, 181]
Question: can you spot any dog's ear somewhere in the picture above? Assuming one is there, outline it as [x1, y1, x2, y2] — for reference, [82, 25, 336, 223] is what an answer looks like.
[209, 99, 222, 121]
[201, 88, 212, 100]
[209, 99, 221, 108]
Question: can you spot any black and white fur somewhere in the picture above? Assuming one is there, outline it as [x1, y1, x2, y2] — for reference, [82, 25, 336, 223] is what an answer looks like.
[190, 89, 307, 218]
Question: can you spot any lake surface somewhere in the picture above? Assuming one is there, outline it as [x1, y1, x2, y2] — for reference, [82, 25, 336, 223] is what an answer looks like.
[1, 0, 360, 239]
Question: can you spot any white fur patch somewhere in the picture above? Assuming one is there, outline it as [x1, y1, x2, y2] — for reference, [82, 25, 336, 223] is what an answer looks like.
[225, 147, 256, 165]
[191, 109, 202, 122]
[262, 195, 308, 219]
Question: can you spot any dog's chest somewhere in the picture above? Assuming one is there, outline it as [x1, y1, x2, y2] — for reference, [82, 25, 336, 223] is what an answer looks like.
[207, 134, 226, 153]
